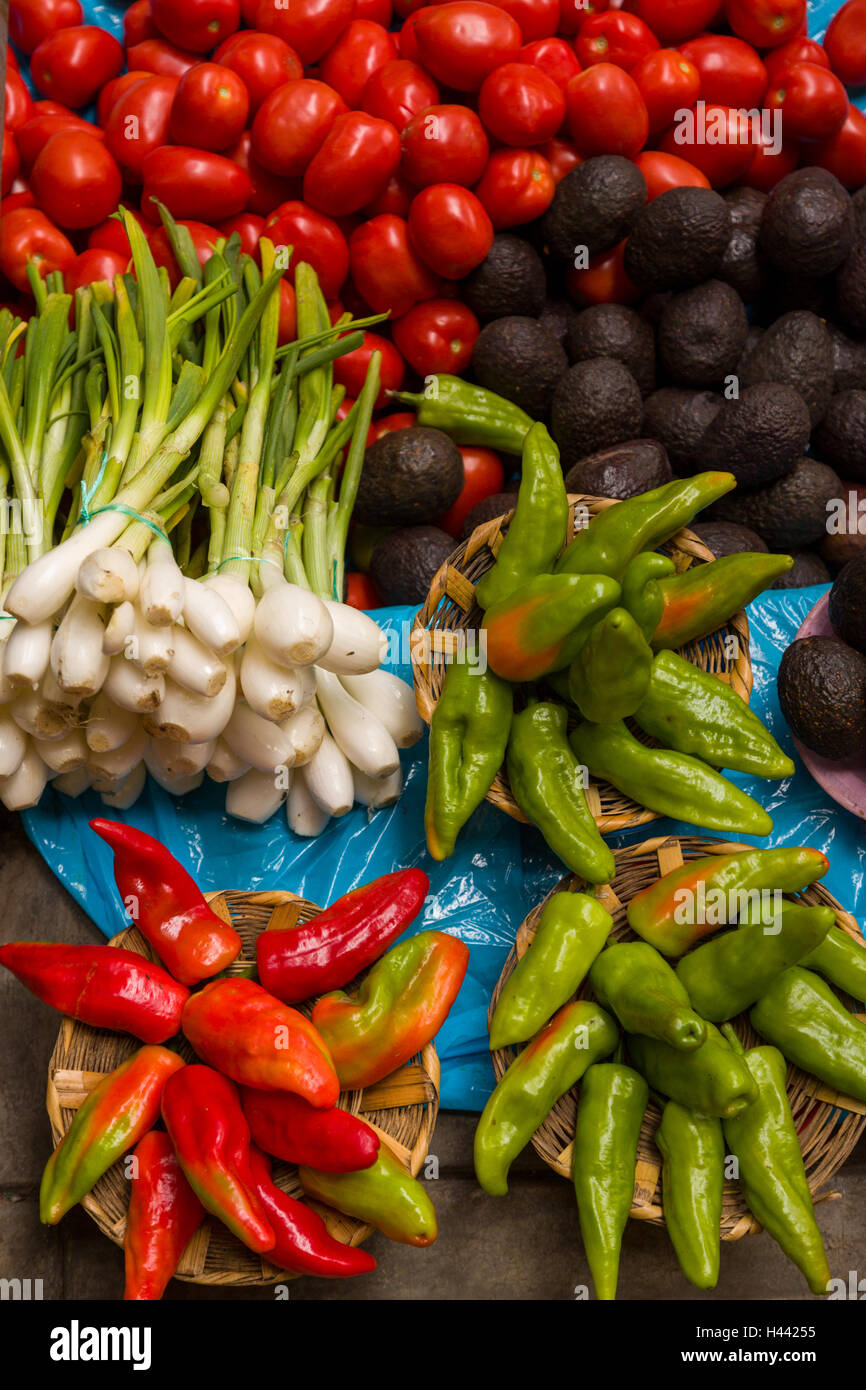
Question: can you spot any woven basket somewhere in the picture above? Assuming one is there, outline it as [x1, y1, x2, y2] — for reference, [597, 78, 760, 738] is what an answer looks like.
[488, 835, 866, 1242]
[411, 496, 753, 833]
[46, 890, 440, 1287]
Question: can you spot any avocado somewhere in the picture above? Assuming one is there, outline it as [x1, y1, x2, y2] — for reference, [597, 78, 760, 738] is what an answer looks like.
[461, 490, 519, 539]
[759, 168, 855, 278]
[472, 316, 568, 419]
[354, 427, 463, 526]
[563, 439, 672, 499]
[778, 635, 866, 759]
[736, 324, 763, 375]
[758, 269, 831, 321]
[623, 186, 732, 291]
[772, 551, 831, 588]
[566, 304, 656, 394]
[718, 186, 766, 302]
[641, 388, 722, 474]
[550, 358, 644, 471]
[462, 234, 546, 321]
[829, 323, 866, 392]
[539, 297, 579, 349]
[698, 382, 811, 487]
[813, 391, 866, 480]
[820, 480, 866, 572]
[657, 280, 748, 388]
[370, 525, 456, 606]
[691, 521, 768, 558]
[739, 310, 834, 426]
[708, 458, 841, 551]
[834, 232, 866, 334]
[542, 155, 646, 261]
[829, 555, 866, 654]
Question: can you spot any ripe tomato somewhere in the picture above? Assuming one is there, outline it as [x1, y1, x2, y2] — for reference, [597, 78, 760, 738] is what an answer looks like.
[64, 247, 128, 292]
[141, 147, 252, 222]
[413, 2, 523, 91]
[363, 173, 415, 217]
[97, 71, 152, 128]
[214, 32, 302, 112]
[355, 0, 393, 22]
[219, 212, 266, 258]
[345, 572, 383, 609]
[126, 39, 200, 77]
[679, 36, 767, 109]
[252, 79, 348, 176]
[632, 49, 700, 135]
[2, 134, 19, 198]
[565, 64, 648, 159]
[806, 103, 866, 189]
[398, 6, 436, 60]
[31, 26, 124, 109]
[559, 0, 609, 35]
[478, 64, 566, 146]
[150, 0, 239, 53]
[334, 332, 405, 408]
[170, 64, 250, 150]
[823, 0, 866, 88]
[763, 36, 828, 81]
[303, 113, 401, 216]
[475, 148, 554, 227]
[31, 131, 122, 231]
[4, 71, 35, 133]
[400, 105, 489, 187]
[436, 446, 505, 536]
[227, 130, 298, 215]
[10, 0, 82, 55]
[264, 200, 350, 298]
[105, 76, 178, 181]
[361, 60, 439, 132]
[367, 412, 414, 443]
[319, 21, 398, 108]
[392, 298, 479, 375]
[520, 37, 581, 88]
[540, 136, 582, 181]
[742, 129, 799, 191]
[17, 114, 105, 173]
[349, 214, 439, 315]
[278, 279, 297, 345]
[576, 12, 658, 70]
[495, 0, 559, 41]
[0, 208, 75, 291]
[408, 184, 493, 279]
[658, 104, 757, 187]
[620, 0, 720, 43]
[256, 0, 354, 65]
[765, 63, 848, 142]
[150, 219, 221, 286]
[724, 0, 805, 50]
[565, 238, 639, 306]
[123, 1, 158, 47]
[634, 149, 710, 199]
[88, 207, 149, 257]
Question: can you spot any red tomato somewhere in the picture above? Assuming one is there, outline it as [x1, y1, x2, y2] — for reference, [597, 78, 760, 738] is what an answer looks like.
[31, 26, 124, 110]
[303, 113, 400, 216]
[1, 190, 37, 217]
[278, 279, 297, 345]
[256, 0, 354, 65]
[170, 64, 250, 151]
[398, 6, 436, 60]
[412, 2, 523, 91]
[565, 64, 648, 158]
[141, 147, 252, 222]
[495, 0, 559, 41]
[679, 36, 767, 109]
[806, 103, 866, 188]
[123, 1, 158, 47]
[150, 219, 221, 286]
[126, 39, 200, 77]
[150, 0, 240, 53]
[765, 62, 848, 142]
[333, 330, 404, 407]
[97, 71, 152, 128]
[6, 49, 19, 72]
[763, 36, 828, 81]
[436, 446, 505, 536]
[240, 0, 260, 19]
[345, 572, 383, 609]
[575, 11, 659, 70]
[105, 76, 178, 181]
[264, 200, 350, 298]
[31, 132, 122, 231]
[16, 114, 105, 173]
[214, 32, 303, 113]
[520, 37, 581, 88]
[540, 136, 583, 181]
[408, 184, 493, 278]
[724, 0, 805, 49]
[4, 71, 36, 133]
[632, 49, 700, 135]
[658, 104, 757, 187]
[226, 131, 298, 215]
[64, 247, 128, 292]
[742, 129, 799, 191]
[475, 147, 555, 226]
[823, 0, 866, 88]
[88, 208, 148, 257]
[566, 238, 639, 306]
[355, 0, 393, 21]
[361, 60, 439, 132]
[367, 411, 415, 441]
[10, 0, 82, 55]
[620, 0, 720, 43]
[252, 79, 348, 176]
[2, 134, 20, 198]
[319, 21, 398, 108]
[392, 298, 479, 375]
[559, 0, 610, 35]
[349, 213, 439, 315]
[0, 207, 75, 291]
[363, 173, 415, 216]
[634, 149, 710, 199]
[219, 211, 266, 258]
[400, 105, 489, 187]
[32, 101, 76, 118]
[477, 64, 566, 146]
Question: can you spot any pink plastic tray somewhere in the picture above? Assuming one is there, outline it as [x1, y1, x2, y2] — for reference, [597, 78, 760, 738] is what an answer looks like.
[793, 593, 866, 821]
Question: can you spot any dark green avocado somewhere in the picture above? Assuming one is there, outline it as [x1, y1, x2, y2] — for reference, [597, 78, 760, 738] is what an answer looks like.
[623, 186, 732, 291]
[739, 310, 834, 426]
[778, 635, 866, 760]
[472, 316, 568, 419]
[718, 186, 766, 303]
[542, 155, 646, 261]
[835, 233, 866, 334]
[566, 304, 656, 394]
[691, 521, 768, 558]
[829, 323, 866, 392]
[657, 280, 748, 388]
[813, 390, 866, 481]
[772, 551, 831, 588]
[563, 439, 672, 499]
[707, 457, 842, 551]
[462, 234, 546, 321]
[641, 388, 722, 474]
[550, 358, 644, 471]
[354, 427, 463, 527]
[829, 554, 866, 654]
[698, 382, 811, 487]
[370, 526, 456, 606]
[461, 490, 519, 539]
[759, 168, 854, 278]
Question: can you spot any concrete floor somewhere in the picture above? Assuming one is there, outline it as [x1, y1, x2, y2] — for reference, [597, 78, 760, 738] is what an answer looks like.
[2, 807, 865, 1302]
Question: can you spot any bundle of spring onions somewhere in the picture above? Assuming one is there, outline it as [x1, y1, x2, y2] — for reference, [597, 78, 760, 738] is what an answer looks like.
[0, 208, 423, 832]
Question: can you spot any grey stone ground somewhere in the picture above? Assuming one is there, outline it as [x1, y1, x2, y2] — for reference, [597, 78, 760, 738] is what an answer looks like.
[2, 807, 864, 1302]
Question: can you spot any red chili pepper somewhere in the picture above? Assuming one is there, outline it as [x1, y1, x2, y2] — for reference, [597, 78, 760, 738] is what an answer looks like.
[248, 1146, 378, 1278]
[90, 819, 241, 987]
[124, 1131, 204, 1301]
[0, 942, 188, 1043]
[257, 868, 429, 1005]
[240, 1087, 380, 1172]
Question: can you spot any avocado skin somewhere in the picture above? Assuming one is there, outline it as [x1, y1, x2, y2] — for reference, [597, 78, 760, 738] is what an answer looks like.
[354, 427, 464, 527]
[461, 491, 519, 540]
[567, 304, 656, 394]
[820, 481, 866, 573]
[563, 439, 672, 499]
[542, 156, 646, 261]
[370, 526, 456, 606]
[813, 391, 866, 481]
[657, 280, 748, 388]
[829, 555, 866, 655]
[708, 458, 841, 551]
[697, 382, 811, 488]
[759, 168, 855, 278]
[550, 358, 643, 471]
[539, 298, 579, 349]
[719, 187, 766, 302]
[623, 186, 732, 291]
[472, 316, 568, 419]
[778, 635, 866, 760]
[835, 234, 866, 335]
[642, 388, 722, 474]
[691, 521, 768, 558]
[829, 323, 866, 392]
[772, 551, 831, 589]
[739, 310, 834, 427]
[462, 234, 546, 321]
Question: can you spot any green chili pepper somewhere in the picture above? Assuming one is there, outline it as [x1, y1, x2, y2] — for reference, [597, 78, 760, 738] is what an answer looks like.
[676, 900, 834, 1022]
[555, 473, 735, 579]
[802, 923, 866, 1002]
[483, 572, 621, 683]
[620, 551, 677, 640]
[392, 375, 533, 454]
[750, 966, 866, 1102]
[475, 422, 568, 612]
[652, 552, 793, 649]
[568, 607, 653, 723]
[475, 1000, 618, 1196]
[507, 703, 615, 885]
[573, 1061, 647, 1301]
[627, 1021, 758, 1119]
[633, 650, 795, 780]
[590, 941, 706, 1051]
[656, 1100, 724, 1291]
[570, 719, 773, 837]
[489, 891, 612, 1051]
[298, 1142, 437, 1246]
[425, 656, 513, 861]
[722, 1029, 831, 1296]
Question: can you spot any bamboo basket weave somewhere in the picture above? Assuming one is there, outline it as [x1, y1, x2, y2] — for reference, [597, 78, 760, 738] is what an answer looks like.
[411, 496, 753, 833]
[46, 890, 440, 1287]
[488, 835, 866, 1242]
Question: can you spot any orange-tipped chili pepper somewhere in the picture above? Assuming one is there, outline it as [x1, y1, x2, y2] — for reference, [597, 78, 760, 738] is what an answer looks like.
[240, 1087, 380, 1172]
[482, 573, 621, 682]
[90, 819, 241, 987]
[182, 978, 340, 1107]
[248, 1146, 378, 1278]
[651, 553, 793, 650]
[124, 1131, 204, 1301]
